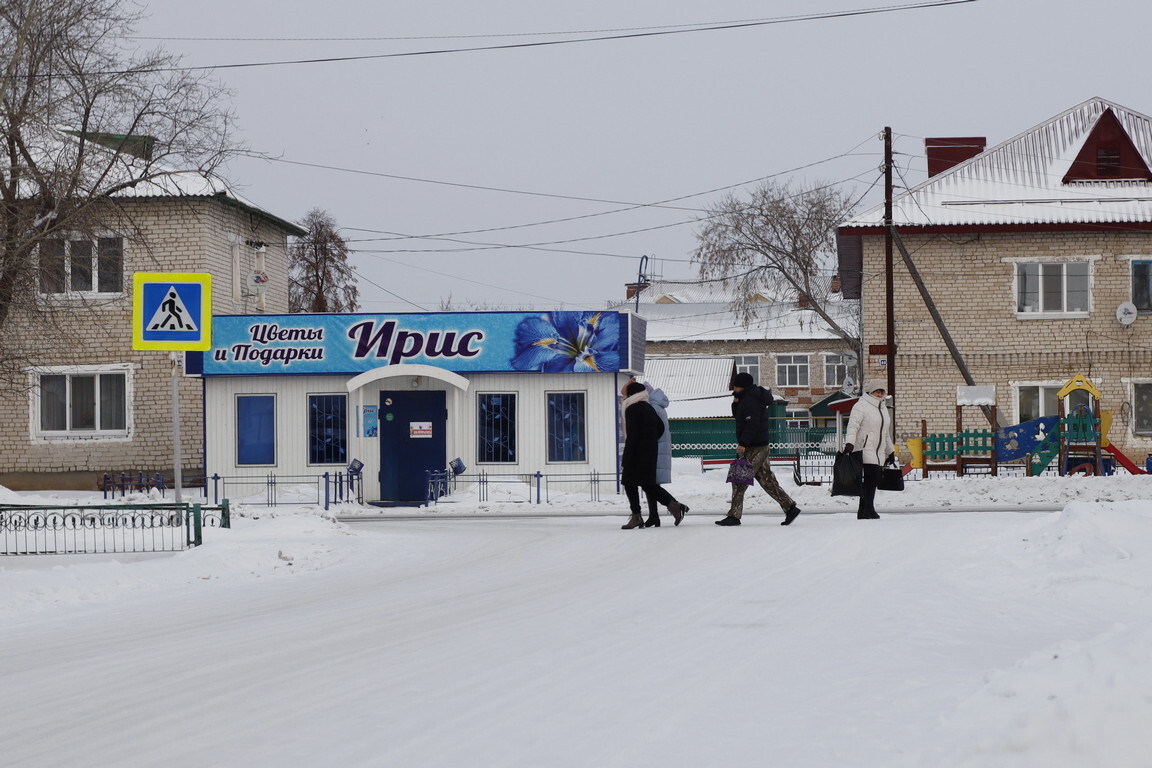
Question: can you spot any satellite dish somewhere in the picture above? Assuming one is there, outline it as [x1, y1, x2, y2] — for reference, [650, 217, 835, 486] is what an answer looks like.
[1116, 301, 1138, 326]
[840, 376, 856, 396]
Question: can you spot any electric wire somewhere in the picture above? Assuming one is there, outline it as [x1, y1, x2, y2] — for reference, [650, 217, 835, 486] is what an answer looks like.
[80, 1, 980, 76]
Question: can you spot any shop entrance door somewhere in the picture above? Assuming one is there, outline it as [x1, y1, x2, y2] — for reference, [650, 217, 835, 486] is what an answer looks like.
[378, 390, 446, 504]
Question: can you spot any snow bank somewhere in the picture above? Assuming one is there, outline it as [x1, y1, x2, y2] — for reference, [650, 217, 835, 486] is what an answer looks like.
[923, 502, 1152, 768]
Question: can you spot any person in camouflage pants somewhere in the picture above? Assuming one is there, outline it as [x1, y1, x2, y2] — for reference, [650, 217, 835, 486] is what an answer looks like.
[716, 372, 801, 526]
[727, 443, 796, 519]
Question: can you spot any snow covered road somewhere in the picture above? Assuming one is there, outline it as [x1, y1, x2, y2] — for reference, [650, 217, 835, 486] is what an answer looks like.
[5, 503, 1152, 767]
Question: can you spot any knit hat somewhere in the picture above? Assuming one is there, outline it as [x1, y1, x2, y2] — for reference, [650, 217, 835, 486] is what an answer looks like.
[863, 379, 887, 395]
[730, 372, 755, 389]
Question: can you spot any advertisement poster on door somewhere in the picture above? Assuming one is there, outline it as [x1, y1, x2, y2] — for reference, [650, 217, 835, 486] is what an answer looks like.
[410, 422, 433, 439]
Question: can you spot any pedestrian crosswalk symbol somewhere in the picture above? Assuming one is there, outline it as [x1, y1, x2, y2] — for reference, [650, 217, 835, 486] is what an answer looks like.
[133, 272, 212, 351]
[146, 287, 199, 333]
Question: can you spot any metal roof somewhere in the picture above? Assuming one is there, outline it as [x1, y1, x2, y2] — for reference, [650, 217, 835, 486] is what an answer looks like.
[842, 97, 1152, 229]
[642, 356, 735, 419]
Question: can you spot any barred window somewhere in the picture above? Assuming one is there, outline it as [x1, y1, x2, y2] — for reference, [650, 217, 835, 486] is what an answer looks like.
[477, 393, 516, 463]
[308, 394, 347, 464]
[546, 392, 586, 462]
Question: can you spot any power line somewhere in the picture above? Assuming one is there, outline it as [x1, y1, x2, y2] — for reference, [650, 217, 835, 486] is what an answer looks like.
[127, 3, 978, 44]
[60, 0, 980, 76]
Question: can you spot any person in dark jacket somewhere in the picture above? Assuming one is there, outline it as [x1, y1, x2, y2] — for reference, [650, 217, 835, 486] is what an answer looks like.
[715, 372, 801, 527]
[620, 381, 687, 530]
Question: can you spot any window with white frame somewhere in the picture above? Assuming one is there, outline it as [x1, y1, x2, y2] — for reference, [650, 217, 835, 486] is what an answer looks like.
[776, 354, 809, 387]
[34, 365, 129, 438]
[1016, 383, 1091, 423]
[824, 353, 852, 388]
[1015, 261, 1089, 315]
[1133, 383, 1152, 435]
[786, 408, 811, 429]
[734, 355, 760, 384]
[39, 236, 123, 296]
[1132, 260, 1152, 311]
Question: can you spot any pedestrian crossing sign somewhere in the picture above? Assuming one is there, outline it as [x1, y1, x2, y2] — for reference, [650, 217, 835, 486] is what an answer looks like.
[132, 272, 213, 351]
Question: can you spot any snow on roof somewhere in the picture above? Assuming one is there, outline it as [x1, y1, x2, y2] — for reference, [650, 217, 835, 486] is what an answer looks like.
[24, 128, 305, 235]
[630, 298, 855, 343]
[641, 356, 734, 419]
[842, 97, 1152, 229]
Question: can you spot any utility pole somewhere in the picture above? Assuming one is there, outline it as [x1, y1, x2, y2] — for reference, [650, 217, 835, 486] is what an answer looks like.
[883, 127, 896, 432]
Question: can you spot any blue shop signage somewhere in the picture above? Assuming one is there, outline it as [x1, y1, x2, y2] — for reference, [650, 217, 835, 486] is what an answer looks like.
[196, 311, 626, 376]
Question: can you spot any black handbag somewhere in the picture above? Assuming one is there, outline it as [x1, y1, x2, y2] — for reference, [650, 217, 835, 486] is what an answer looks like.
[831, 451, 863, 496]
[877, 459, 905, 492]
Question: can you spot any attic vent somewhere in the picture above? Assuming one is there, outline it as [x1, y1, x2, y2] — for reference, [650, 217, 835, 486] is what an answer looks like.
[1062, 108, 1152, 183]
[1097, 147, 1121, 176]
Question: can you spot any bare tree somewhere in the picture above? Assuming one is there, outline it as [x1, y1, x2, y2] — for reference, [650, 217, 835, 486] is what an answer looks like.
[0, 0, 237, 385]
[693, 179, 860, 344]
[289, 209, 359, 313]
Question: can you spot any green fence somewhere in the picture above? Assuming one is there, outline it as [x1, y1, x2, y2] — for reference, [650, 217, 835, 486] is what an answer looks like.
[670, 418, 838, 458]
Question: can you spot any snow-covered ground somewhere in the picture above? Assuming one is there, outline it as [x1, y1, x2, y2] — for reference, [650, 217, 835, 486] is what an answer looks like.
[4, 460, 1152, 768]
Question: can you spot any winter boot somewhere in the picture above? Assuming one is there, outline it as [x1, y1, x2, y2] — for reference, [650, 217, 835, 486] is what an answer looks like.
[669, 501, 688, 526]
[782, 505, 801, 526]
[645, 512, 661, 528]
[622, 514, 645, 530]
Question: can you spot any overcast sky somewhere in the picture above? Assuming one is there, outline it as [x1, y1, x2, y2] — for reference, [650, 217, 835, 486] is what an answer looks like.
[132, 0, 1151, 313]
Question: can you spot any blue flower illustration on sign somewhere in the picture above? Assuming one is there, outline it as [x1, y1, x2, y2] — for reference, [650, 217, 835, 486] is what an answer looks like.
[510, 312, 620, 372]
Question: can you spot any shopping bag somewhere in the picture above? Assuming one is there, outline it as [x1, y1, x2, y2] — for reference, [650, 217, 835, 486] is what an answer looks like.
[726, 458, 755, 486]
[877, 461, 905, 492]
[830, 451, 863, 497]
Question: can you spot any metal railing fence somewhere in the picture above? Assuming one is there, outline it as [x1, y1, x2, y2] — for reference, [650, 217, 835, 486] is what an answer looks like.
[425, 470, 606, 506]
[206, 472, 363, 510]
[1, 501, 230, 556]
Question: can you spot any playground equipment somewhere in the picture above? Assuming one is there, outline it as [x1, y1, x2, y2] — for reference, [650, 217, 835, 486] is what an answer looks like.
[909, 375, 1147, 477]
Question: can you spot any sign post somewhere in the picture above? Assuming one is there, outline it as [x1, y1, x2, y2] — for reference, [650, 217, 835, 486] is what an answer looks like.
[132, 273, 212, 503]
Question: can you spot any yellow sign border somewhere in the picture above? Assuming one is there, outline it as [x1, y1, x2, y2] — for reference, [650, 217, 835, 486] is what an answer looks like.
[132, 272, 213, 351]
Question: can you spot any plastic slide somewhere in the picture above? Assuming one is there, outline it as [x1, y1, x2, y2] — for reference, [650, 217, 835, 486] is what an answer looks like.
[1103, 443, 1148, 475]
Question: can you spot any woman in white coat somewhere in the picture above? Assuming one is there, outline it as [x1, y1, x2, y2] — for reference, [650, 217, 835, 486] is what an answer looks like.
[842, 380, 895, 519]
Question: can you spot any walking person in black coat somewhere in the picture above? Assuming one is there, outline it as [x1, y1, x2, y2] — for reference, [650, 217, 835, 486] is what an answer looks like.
[714, 372, 801, 527]
[620, 381, 687, 530]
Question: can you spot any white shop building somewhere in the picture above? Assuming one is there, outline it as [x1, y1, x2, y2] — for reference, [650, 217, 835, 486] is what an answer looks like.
[189, 310, 645, 504]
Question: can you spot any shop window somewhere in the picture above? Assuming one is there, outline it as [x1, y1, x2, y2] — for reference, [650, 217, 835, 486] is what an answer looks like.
[477, 393, 517, 463]
[776, 354, 809, 387]
[237, 394, 276, 465]
[1016, 262, 1089, 315]
[307, 394, 347, 465]
[1016, 384, 1090, 423]
[734, 355, 759, 384]
[39, 236, 123, 296]
[1132, 260, 1152, 311]
[35, 367, 128, 437]
[546, 392, 586, 462]
[1134, 383, 1152, 435]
